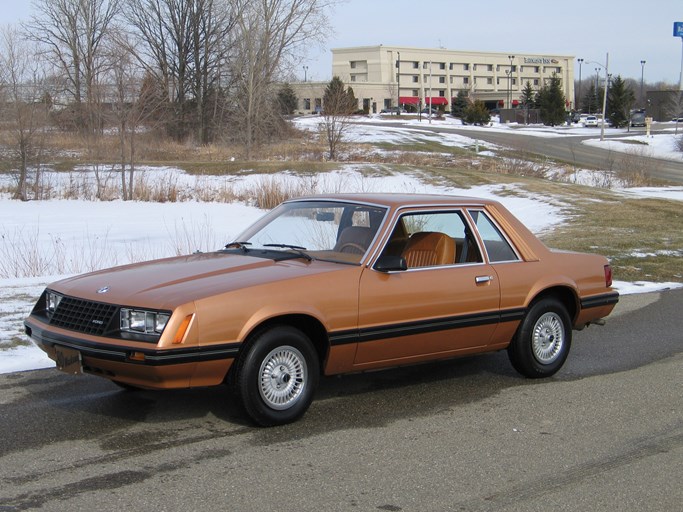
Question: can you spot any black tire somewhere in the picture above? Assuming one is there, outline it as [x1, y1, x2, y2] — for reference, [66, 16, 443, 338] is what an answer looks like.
[508, 297, 572, 378]
[234, 326, 319, 426]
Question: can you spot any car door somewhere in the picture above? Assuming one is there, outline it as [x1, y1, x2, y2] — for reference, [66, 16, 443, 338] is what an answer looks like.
[354, 209, 501, 367]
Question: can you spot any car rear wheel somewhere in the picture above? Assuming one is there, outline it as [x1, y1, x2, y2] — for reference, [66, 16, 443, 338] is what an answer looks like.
[235, 326, 319, 426]
[508, 297, 572, 378]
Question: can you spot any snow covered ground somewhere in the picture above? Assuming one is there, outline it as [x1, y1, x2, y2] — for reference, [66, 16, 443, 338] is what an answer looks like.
[2, 119, 682, 374]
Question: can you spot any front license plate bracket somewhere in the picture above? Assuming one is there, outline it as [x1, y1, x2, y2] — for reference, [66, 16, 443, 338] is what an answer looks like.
[55, 345, 83, 375]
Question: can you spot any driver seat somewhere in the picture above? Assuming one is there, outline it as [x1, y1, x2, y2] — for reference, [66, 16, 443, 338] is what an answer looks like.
[333, 226, 373, 254]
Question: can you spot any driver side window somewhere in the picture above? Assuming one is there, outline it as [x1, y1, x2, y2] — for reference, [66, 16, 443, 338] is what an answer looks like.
[382, 211, 482, 268]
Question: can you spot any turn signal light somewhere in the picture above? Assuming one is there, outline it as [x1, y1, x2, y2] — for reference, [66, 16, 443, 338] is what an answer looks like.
[129, 352, 146, 362]
[173, 315, 194, 344]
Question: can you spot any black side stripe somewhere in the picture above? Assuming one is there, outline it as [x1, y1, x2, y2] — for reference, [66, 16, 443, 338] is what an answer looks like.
[26, 320, 241, 366]
[581, 292, 620, 309]
[329, 308, 526, 346]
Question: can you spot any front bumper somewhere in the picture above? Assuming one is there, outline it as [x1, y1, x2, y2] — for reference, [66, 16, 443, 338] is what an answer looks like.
[25, 317, 239, 389]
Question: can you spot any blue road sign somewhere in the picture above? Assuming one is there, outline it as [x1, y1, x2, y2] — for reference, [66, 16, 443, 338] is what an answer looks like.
[674, 22, 683, 37]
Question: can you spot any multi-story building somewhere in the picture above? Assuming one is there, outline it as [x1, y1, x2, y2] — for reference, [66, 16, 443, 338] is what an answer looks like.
[295, 45, 575, 114]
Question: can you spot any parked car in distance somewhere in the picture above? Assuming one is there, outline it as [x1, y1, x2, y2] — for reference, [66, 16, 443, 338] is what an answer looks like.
[421, 107, 440, 116]
[583, 115, 599, 127]
[380, 106, 407, 114]
[630, 112, 646, 127]
[25, 194, 619, 426]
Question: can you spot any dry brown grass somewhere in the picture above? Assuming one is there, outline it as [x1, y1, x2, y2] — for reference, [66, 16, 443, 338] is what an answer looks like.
[1, 123, 681, 284]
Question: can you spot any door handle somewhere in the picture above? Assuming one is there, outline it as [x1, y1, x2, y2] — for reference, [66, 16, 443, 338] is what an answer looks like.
[475, 275, 493, 284]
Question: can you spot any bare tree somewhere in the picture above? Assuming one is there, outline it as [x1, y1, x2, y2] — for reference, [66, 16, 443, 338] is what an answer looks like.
[230, 0, 336, 158]
[0, 26, 51, 200]
[27, 0, 120, 134]
[106, 37, 169, 200]
[320, 76, 356, 160]
[122, 0, 236, 143]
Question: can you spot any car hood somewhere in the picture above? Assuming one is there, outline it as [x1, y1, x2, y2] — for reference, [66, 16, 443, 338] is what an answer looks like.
[49, 252, 355, 310]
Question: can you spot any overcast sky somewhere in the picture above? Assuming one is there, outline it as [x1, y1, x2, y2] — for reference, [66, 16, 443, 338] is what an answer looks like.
[1, 0, 681, 85]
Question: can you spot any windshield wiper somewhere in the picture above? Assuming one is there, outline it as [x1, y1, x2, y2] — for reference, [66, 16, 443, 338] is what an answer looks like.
[262, 243, 313, 261]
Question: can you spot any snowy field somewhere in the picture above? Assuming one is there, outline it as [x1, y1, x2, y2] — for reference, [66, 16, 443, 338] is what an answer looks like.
[2, 119, 682, 374]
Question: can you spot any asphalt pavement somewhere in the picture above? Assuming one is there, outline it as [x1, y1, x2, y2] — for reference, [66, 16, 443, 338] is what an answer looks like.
[374, 120, 683, 184]
[1, 289, 681, 511]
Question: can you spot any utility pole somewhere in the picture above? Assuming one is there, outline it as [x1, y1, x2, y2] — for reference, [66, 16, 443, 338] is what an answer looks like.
[600, 52, 609, 141]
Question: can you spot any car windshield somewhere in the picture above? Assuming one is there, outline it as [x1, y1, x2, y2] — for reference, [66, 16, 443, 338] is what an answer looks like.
[233, 200, 388, 264]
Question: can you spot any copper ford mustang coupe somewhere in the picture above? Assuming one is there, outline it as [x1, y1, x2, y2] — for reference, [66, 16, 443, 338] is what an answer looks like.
[25, 194, 618, 426]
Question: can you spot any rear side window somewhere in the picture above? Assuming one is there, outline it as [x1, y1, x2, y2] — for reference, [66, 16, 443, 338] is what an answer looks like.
[468, 210, 519, 263]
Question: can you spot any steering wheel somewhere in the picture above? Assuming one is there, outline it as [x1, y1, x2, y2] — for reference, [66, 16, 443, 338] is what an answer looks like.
[337, 242, 366, 254]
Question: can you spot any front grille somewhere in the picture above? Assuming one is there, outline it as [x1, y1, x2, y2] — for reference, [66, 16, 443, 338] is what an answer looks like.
[50, 296, 118, 336]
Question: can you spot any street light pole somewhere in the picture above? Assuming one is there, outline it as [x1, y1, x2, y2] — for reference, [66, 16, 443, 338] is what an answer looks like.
[640, 60, 646, 108]
[577, 58, 584, 111]
[508, 55, 515, 108]
[429, 61, 432, 124]
[396, 51, 401, 115]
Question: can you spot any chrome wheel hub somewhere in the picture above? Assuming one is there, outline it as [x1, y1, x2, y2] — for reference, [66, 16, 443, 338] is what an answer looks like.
[532, 312, 564, 364]
[259, 346, 307, 410]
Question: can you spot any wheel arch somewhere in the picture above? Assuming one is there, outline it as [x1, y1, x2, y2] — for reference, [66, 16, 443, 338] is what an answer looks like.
[240, 314, 330, 372]
[527, 285, 579, 324]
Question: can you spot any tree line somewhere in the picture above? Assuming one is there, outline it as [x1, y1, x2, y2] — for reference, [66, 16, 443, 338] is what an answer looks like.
[0, 0, 337, 199]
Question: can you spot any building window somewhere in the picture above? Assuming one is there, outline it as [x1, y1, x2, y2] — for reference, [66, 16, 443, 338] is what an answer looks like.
[473, 64, 477, 71]
[413, 75, 418, 83]
[511, 65, 517, 72]
[439, 76, 445, 83]
[496, 65, 500, 72]
[496, 78, 500, 85]
[535, 66, 540, 73]
[439, 90, 446, 97]
[512, 78, 517, 85]
[533, 79, 539, 86]
[412, 89, 418, 96]
[449, 63, 454, 70]
[439, 62, 446, 70]
[463, 77, 469, 84]
[487, 77, 493, 85]
[350, 61, 356, 69]
[303, 98, 311, 110]
[487, 64, 493, 72]
[350, 76, 356, 82]
[463, 63, 469, 71]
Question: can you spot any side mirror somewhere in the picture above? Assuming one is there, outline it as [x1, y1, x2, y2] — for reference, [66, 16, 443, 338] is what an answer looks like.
[374, 254, 408, 272]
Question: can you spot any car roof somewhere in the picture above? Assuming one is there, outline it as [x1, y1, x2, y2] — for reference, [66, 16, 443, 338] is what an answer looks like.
[287, 193, 498, 209]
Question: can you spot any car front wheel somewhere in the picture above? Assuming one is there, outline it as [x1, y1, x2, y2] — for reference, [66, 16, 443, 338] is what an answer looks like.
[235, 326, 319, 426]
[508, 297, 572, 378]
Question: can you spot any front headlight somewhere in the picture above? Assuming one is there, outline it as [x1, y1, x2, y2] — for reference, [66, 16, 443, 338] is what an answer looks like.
[120, 308, 170, 335]
[46, 291, 63, 315]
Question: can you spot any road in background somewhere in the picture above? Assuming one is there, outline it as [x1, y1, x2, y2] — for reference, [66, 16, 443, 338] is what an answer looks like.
[378, 120, 683, 184]
[1, 289, 681, 511]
